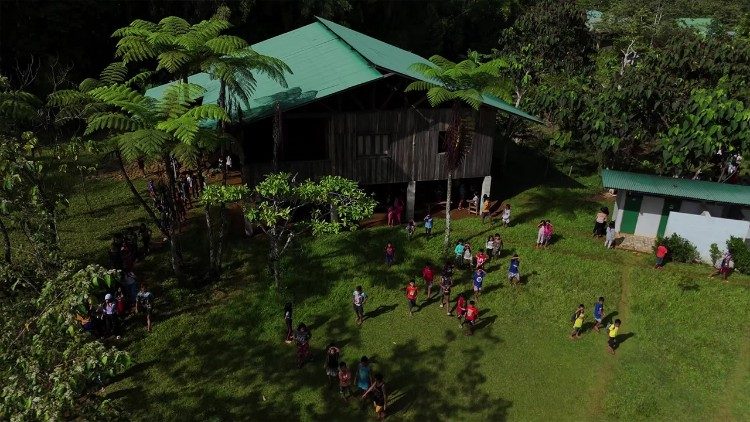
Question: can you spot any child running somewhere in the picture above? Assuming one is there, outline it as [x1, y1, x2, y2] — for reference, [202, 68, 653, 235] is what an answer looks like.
[423, 214, 434, 237]
[655, 243, 668, 269]
[406, 219, 416, 239]
[570, 304, 585, 340]
[472, 267, 486, 302]
[362, 373, 387, 420]
[475, 249, 488, 269]
[385, 242, 395, 266]
[607, 319, 622, 354]
[440, 265, 453, 314]
[481, 194, 492, 223]
[492, 233, 503, 259]
[455, 294, 467, 322]
[422, 264, 435, 300]
[463, 242, 473, 268]
[325, 343, 341, 388]
[604, 221, 615, 249]
[338, 362, 353, 400]
[593, 297, 605, 332]
[501, 203, 511, 227]
[135, 283, 154, 333]
[508, 254, 520, 286]
[405, 278, 419, 316]
[461, 300, 479, 335]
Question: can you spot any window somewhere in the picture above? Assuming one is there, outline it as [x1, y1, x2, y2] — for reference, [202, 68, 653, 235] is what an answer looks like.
[437, 130, 447, 154]
[357, 134, 390, 157]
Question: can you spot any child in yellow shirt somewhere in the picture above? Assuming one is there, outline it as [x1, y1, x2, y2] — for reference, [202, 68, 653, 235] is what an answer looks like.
[607, 319, 622, 354]
[570, 304, 585, 339]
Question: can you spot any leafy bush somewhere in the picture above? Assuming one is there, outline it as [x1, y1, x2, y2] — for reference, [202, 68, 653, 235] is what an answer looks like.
[709, 243, 722, 266]
[654, 234, 699, 263]
[726, 237, 750, 274]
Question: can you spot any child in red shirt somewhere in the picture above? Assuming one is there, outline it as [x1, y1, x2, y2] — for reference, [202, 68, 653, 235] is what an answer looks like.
[461, 300, 479, 335]
[655, 243, 668, 269]
[405, 278, 418, 316]
[455, 294, 467, 323]
[385, 242, 395, 266]
[475, 249, 488, 269]
[422, 264, 435, 300]
[338, 362, 353, 400]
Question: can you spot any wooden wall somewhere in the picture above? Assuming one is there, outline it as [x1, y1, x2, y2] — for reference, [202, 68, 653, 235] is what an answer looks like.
[242, 106, 496, 185]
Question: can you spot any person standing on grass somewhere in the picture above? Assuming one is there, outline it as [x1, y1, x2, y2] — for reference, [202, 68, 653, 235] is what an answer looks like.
[485, 236, 495, 262]
[593, 297, 605, 333]
[593, 207, 608, 237]
[338, 362, 354, 400]
[423, 213, 434, 237]
[454, 240, 465, 267]
[455, 294, 467, 322]
[405, 278, 419, 316]
[493, 234, 503, 259]
[570, 304, 585, 339]
[135, 283, 154, 333]
[324, 343, 341, 388]
[475, 248, 488, 270]
[543, 220, 554, 247]
[472, 267, 486, 302]
[655, 243, 668, 269]
[463, 242, 473, 268]
[710, 251, 733, 281]
[363, 372, 387, 420]
[536, 220, 546, 248]
[508, 254, 520, 286]
[294, 323, 312, 368]
[607, 319, 622, 354]
[481, 194, 492, 223]
[356, 356, 373, 396]
[440, 268, 453, 314]
[406, 219, 416, 239]
[501, 203, 511, 227]
[385, 242, 396, 266]
[461, 300, 479, 335]
[283, 302, 294, 343]
[604, 221, 615, 249]
[353, 286, 368, 326]
[422, 264, 435, 300]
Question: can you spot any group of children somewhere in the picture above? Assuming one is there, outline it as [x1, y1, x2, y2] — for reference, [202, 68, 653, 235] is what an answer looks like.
[453, 235, 503, 269]
[535, 220, 554, 248]
[570, 297, 623, 355]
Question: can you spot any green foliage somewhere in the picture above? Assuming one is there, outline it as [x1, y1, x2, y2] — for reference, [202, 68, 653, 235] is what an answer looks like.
[709, 242, 722, 265]
[200, 184, 250, 206]
[654, 233, 699, 263]
[0, 263, 130, 420]
[726, 236, 750, 274]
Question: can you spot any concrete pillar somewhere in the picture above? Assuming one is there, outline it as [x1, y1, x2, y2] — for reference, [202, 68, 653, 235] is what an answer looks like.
[406, 181, 416, 221]
[480, 176, 492, 211]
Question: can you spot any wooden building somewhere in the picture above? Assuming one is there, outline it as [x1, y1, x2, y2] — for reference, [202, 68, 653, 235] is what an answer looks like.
[147, 18, 538, 218]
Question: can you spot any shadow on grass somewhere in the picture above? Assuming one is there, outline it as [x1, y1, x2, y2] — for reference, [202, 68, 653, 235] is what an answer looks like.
[617, 332, 636, 345]
[364, 304, 398, 321]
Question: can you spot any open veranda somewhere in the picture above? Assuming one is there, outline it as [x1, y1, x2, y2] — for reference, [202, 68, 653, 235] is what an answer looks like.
[67, 174, 750, 421]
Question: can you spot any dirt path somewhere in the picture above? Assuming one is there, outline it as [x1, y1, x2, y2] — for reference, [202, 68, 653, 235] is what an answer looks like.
[713, 326, 750, 421]
[585, 263, 633, 418]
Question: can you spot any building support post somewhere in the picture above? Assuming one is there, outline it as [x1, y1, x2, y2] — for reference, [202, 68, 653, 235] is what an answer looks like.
[406, 180, 416, 221]
[480, 175, 492, 210]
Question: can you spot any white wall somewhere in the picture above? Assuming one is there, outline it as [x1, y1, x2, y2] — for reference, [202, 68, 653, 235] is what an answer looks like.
[634, 195, 664, 237]
[614, 190, 625, 232]
[665, 212, 750, 262]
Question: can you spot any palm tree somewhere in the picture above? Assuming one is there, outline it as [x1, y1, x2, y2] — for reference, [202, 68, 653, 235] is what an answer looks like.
[405, 51, 510, 248]
[82, 82, 228, 274]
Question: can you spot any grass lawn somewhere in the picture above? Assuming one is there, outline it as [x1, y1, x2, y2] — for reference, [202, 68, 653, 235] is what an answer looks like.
[64, 173, 750, 421]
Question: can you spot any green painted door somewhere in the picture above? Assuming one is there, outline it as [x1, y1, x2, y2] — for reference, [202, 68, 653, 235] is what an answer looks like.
[657, 197, 682, 238]
[620, 192, 643, 234]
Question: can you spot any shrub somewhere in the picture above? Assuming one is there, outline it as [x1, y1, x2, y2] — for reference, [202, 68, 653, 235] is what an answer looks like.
[654, 234, 699, 263]
[709, 243, 722, 266]
[726, 237, 750, 274]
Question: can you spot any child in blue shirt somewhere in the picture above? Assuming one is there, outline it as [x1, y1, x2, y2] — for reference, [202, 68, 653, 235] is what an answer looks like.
[593, 296, 605, 332]
[423, 214, 433, 237]
[472, 267, 486, 301]
[508, 254, 520, 285]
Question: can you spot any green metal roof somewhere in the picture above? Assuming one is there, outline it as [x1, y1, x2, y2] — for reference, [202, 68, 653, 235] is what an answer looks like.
[146, 19, 540, 123]
[601, 169, 750, 206]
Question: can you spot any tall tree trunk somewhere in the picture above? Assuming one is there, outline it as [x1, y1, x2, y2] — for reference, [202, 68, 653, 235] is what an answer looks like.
[0, 217, 11, 264]
[216, 203, 227, 273]
[444, 171, 453, 249]
[269, 227, 281, 290]
[163, 155, 183, 275]
[116, 151, 169, 240]
[219, 82, 228, 185]
[273, 102, 282, 171]
[205, 205, 215, 276]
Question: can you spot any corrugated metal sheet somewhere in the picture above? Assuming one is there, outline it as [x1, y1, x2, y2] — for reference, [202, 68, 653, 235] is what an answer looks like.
[601, 169, 750, 206]
[146, 23, 382, 121]
[146, 19, 540, 123]
[316, 17, 542, 123]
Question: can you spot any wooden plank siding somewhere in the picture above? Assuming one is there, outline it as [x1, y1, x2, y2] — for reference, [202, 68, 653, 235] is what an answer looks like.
[242, 106, 496, 185]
